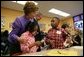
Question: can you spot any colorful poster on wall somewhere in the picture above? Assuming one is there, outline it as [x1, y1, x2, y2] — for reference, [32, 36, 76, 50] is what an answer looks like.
[73, 14, 83, 31]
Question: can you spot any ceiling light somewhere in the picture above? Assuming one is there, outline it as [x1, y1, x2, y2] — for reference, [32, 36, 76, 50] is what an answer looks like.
[11, 1, 38, 5]
[11, 1, 16, 2]
[49, 8, 70, 17]
[17, 1, 27, 5]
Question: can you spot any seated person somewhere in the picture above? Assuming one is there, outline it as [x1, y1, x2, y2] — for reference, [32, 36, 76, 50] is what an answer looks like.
[20, 22, 42, 53]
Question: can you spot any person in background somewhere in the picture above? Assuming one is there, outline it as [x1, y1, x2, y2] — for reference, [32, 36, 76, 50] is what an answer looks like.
[1, 30, 9, 43]
[45, 17, 65, 49]
[61, 23, 73, 48]
[1, 30, 9, 55]
[8, 2, 41, 55]
[20, 22, 42, 54]
[72, 29, 81, 46]
[61, 23, 70, 41]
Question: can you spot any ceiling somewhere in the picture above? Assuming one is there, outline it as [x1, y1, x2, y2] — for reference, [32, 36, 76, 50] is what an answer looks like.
[1, 1, 83, 19]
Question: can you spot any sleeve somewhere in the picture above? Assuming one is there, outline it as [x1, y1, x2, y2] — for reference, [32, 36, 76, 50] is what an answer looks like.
[8, 17, 22, 43]
[45, 29, 51, 45]
[61, 29, 68, 35]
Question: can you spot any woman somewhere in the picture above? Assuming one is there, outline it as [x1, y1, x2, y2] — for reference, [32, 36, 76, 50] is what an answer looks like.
[8, 2, 40, 55]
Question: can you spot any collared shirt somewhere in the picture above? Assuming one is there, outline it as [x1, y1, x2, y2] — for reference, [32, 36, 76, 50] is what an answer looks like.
[45, 28, 67, 49]
[20, 31, 38, 53]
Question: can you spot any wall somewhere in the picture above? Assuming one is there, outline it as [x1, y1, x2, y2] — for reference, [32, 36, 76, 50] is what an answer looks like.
[1, 7, 23, 32]
[38, 16, 52, 32]
[1, 7, 52, 32]
[61, 17, 74, 27]
[1, 7, 75, 33]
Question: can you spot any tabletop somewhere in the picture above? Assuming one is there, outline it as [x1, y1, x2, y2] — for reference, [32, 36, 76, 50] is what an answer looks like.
[19, 46, 83, 56]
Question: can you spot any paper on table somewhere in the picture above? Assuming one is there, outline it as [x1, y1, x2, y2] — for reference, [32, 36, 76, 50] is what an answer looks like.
[70, 46, 83, 49]
[46, 49, 78, 56]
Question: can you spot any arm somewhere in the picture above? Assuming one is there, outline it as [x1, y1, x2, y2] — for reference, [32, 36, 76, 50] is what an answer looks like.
[45, 36, 50, 45]
[73, 38, 79, 44]
[45, 28, 56, 45]
[8, 17, 22, 43]
[61, 28, 71, 36]
[45, 30, 51, 45]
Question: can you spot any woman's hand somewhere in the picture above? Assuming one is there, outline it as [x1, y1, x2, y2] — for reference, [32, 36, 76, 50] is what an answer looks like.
[28, 41, 43, 49]
[74, 40, 79, 44]
[35, 41, 42, 46]
[17, 36, 26, 44]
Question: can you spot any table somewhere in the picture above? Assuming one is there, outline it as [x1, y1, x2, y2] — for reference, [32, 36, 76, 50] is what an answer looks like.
[19, 46, 83, 56]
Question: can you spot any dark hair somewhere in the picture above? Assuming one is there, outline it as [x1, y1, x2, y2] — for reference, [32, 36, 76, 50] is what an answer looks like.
[3, 30, 9, 37]
[25, 22, 38, 33]
[51, 17, 60, 22]
[61, 23, 69, 29]
[53, 17, 60, 21]
[23, 2, 39, 15]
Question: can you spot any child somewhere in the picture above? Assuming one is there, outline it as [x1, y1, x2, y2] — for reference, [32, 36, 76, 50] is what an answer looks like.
[45, 17, 65, 49]
[20, 22, 42, 53]
[61, 23, 73, 48]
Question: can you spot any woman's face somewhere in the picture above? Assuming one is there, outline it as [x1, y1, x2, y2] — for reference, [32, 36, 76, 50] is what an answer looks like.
[35, 12, 42, 20]
[28, 11, 38, 19]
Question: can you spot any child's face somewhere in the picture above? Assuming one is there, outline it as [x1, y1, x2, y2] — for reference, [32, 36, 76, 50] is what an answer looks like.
[32, 26, 38, 36]
[51, 18, 59, 28]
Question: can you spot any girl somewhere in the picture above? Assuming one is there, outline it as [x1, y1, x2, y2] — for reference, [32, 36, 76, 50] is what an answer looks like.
[20, 22, 42, 53]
